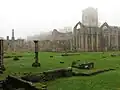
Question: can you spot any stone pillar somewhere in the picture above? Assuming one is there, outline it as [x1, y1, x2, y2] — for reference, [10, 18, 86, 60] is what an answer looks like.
[7, 36, 9, 40]
[11, 29, 15, 52]
[88, 35, 90, 52]
[100, 31, 104, 52]
[6, 36, 9, 52]
[32, 40, 40, 67]
[75, 33, 78, 50]
[89, 28, 92, 52]
[70, 39, 73, 51]
[35, 40, 38, 63]
[108, 33, 111, 50]
[0, 39, 5, 71]
[81, 34, 84, 51]
[0, 40, 3, 66]
[96, 33, 99, 51]
[118, 32, 120, 50]
[85, 34, 88, 51]
[91, 34, 94, 51]
[115, 32, 119, 50]
[93, 33, 96, 52]
[78, 34, 81, 51]
[73, 33, 75, 50]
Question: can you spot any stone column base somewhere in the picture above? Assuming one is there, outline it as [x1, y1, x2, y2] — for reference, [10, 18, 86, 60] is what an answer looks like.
[32, 62, 40, 67]
[0, 65, 5, 71]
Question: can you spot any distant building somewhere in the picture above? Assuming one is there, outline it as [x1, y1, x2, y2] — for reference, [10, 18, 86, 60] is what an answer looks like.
[82, 7, 98, 27]
[52, 29, 72, 41]
[4, 29, 25, 52]
[17, 7, 120, 52]
[73, 21, 120, 52]
[59, 27, 72, 33]
[0, 37, 4, 39]
[38, 29, 73, 51]
[73, 7, 120, 51]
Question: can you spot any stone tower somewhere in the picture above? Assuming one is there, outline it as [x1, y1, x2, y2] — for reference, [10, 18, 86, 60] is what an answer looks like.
[11, 29, 15, 51]
[7, 36, 9, 40]
[12, 29, 15, 40]
[82, 7, 98, 27]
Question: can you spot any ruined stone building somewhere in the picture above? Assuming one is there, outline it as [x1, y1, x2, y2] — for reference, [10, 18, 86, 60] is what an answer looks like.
[22, 7, 120, 52]
[4, 29, 25, 52]
[40, 7, 120, 52]
[39, 29, 73, 52]
[73, 7, 120, 52]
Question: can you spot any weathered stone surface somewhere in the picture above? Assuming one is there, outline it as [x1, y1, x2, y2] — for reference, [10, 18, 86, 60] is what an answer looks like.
[111, 53, 117, 57]
[32, 40, 40, 67]
[2, 75, 42, 90]
[0, 39, 5, 71]
[73, 68, 115, 76]
[22, 67, 72, 83]
[73, 21, 120, 52]
[61, 53, 80, 56]
[72, 60, 94, 69]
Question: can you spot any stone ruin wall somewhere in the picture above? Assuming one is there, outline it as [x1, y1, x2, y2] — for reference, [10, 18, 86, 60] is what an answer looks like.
[4, 22, 120, 52]
[73, 22, 120, 52]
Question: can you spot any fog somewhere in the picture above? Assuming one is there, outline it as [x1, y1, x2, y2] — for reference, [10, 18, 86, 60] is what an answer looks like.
[0, 0, 120, 39]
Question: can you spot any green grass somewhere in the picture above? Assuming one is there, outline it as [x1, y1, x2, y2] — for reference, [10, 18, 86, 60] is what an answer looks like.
[1, 51, 120, 90]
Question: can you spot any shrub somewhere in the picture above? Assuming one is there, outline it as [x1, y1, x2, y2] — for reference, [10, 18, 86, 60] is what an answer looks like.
[60, 61, 64, 64]
[71, 61, 76, 66]
[61, 54, 68, 56]
[50, 56, 53, 58]
[4, 56, 12, 58]
[102, 56, 106, 58]
[13, 56, 19, 61]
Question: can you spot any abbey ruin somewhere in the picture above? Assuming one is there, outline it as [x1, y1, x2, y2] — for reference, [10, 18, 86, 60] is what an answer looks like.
[37, 7, 120, 52]
[2, 7, 120, 52]
[73, 7, 119, 51]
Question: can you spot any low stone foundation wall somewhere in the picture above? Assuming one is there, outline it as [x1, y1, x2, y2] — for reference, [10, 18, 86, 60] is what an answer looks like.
[4, 55, 22, 58]
[3, 75, 46, 90]
[43, 67, 72, 81]
[0, 68, 115, 89]
[61, 53, 80, 56]
[21, 67, 72, 83]
[72, 68, 115, 76]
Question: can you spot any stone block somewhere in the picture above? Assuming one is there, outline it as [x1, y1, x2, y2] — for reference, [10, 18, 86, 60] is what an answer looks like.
[72, 60, 94, 69]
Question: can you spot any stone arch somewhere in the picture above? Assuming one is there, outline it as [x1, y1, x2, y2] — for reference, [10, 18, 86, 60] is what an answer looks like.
[102, 25, 108, 30]
[100, 22, 111, 32]
[74, 21, 84, 30]
[73, 21, 85, 51]
[76, 24, 81, 29]
[100, 22, 111, 51]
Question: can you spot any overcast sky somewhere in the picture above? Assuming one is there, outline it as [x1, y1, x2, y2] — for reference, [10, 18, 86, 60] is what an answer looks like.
[0, 0, 120, 39]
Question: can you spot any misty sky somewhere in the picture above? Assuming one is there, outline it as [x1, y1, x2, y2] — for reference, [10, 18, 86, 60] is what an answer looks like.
[0, 0, 120, 39]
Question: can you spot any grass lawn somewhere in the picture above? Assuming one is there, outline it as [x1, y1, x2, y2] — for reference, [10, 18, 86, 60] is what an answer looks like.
[1, 51, 120, 90]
